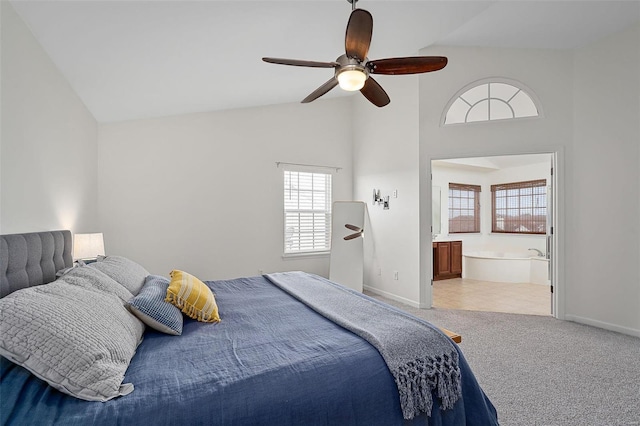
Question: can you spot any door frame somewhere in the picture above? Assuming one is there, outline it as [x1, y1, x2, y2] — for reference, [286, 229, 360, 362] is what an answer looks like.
[422, 150, 563, 320]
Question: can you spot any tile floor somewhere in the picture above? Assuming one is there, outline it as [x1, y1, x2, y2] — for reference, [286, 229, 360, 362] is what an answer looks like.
[433, 278, 551, 316]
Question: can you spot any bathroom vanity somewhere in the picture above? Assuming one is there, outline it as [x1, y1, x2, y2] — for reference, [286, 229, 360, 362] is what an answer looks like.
[433, 240, 463, 281]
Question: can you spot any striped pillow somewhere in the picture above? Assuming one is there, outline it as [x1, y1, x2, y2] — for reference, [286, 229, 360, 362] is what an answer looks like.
[165, 270, 220, 323]
[128, 275, 183, 335]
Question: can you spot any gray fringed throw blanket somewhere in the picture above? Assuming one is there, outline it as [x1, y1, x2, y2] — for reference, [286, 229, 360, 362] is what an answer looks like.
[265, 271, 462, 420]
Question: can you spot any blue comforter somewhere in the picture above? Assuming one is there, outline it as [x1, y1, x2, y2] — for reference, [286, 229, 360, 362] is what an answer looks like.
[1, 275, 498, 425]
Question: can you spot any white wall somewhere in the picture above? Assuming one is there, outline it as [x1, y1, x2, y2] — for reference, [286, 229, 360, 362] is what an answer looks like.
[352, 76, 421, 306]
[419, 45, 573, 310]
[420, 26, 640, 336]
[98, 98, 353, 280]
[569, 24, 640, 335]
[0, 2, 99, 235]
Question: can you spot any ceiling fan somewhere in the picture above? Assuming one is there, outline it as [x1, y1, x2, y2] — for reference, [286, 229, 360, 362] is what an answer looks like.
[344, 224, 364, 241]
[262, 0, 448, 107]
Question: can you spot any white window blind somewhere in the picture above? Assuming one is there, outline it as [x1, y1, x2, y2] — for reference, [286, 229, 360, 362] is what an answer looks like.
[283, 170, 332, 254]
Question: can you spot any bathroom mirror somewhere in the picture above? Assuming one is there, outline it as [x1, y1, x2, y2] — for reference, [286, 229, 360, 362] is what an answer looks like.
[432, 186, 441, 235]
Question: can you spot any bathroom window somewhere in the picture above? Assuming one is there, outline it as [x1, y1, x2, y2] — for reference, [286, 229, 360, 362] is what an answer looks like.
[443, 79, 540, 125]
[283, 169, 332, 254]
[491, 180, 546, 234]
[449, 183, 481, 233]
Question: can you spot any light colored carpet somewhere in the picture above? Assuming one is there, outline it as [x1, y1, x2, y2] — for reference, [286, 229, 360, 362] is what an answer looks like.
[367, 292, 640, 426]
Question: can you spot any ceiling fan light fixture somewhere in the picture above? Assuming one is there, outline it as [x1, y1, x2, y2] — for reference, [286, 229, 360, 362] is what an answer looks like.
[337, 69, 367, 91]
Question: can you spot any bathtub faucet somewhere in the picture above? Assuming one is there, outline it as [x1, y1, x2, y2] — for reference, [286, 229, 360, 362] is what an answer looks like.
[528, 248, 544, 257]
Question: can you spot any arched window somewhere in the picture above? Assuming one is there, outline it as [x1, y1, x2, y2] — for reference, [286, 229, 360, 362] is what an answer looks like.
[443, 78, 541, 125]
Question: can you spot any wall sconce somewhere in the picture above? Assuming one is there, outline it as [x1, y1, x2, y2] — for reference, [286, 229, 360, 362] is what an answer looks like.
[73, 233, 105, 263]
[372, 189, 390, 210]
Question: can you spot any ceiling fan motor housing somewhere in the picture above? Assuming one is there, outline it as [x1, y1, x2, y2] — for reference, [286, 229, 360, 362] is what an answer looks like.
[335, 54, 369, 91]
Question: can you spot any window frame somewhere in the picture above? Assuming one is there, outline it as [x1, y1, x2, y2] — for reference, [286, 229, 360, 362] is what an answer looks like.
[441, 77, 543, 126]
[491, 179, 547, 235]
[282, 167, 333, 256]
[448, 183, 481, 234]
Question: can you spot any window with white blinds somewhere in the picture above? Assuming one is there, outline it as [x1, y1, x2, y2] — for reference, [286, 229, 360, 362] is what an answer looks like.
[283, 170, 332, 254]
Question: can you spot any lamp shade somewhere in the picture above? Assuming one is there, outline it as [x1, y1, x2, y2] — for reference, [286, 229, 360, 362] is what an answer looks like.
[337, 69, 366, 91]
[73, 233, 105, 260]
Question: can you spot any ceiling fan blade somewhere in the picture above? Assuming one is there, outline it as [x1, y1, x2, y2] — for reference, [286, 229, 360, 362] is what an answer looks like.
[301, 78, 339, 103]
[344, 232, 362, 241]
[360, 77, 390, 107]
[345, 224, 362, 232]
[368, 56, 448, 75]
[345, 9, 373, 61]
[262, 57, 339, 68]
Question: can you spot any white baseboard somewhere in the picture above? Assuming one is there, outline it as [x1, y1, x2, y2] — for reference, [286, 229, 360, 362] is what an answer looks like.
[363, 285, 421, 308]
[363, 287, 639, 338]
[564, 314, 640, 338]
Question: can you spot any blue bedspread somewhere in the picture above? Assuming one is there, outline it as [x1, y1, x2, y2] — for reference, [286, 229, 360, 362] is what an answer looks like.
[1, 275, 498, 425]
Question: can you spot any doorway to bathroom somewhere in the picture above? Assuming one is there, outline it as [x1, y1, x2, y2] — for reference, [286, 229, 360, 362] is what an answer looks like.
[431, 153, 556, 316]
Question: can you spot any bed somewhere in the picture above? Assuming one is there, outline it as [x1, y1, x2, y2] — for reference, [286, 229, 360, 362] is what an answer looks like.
[0, 230, 498, 425]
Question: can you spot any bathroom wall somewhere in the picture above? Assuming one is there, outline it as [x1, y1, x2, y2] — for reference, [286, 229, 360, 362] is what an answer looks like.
[432, 159, 550, 256]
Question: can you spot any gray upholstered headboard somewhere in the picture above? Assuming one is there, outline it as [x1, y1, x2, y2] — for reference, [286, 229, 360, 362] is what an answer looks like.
[0, 230, 73, 298]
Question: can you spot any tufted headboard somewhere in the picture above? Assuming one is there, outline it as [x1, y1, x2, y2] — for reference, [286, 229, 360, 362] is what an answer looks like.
[0, 230, 73, 298]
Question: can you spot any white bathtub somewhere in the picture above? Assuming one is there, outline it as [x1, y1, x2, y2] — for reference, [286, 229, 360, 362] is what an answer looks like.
[463, 251, 550, 285]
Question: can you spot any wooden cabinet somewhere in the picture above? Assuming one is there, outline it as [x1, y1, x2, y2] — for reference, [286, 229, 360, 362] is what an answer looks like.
[450, 241, 462, 275]
[433, 241, 462, 281]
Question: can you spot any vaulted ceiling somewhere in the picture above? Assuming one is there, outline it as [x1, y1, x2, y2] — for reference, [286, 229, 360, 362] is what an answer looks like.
[10, 0, 640, 122]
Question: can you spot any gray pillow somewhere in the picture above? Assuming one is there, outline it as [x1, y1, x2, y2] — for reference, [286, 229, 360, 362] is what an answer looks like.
[88, 255, 149, 295]
[0, 278, 145, 402]
[60, 264, 134, 303]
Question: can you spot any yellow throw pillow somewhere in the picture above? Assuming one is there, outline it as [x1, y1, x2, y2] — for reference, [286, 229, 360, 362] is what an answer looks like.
[165, 270, 220, 323]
